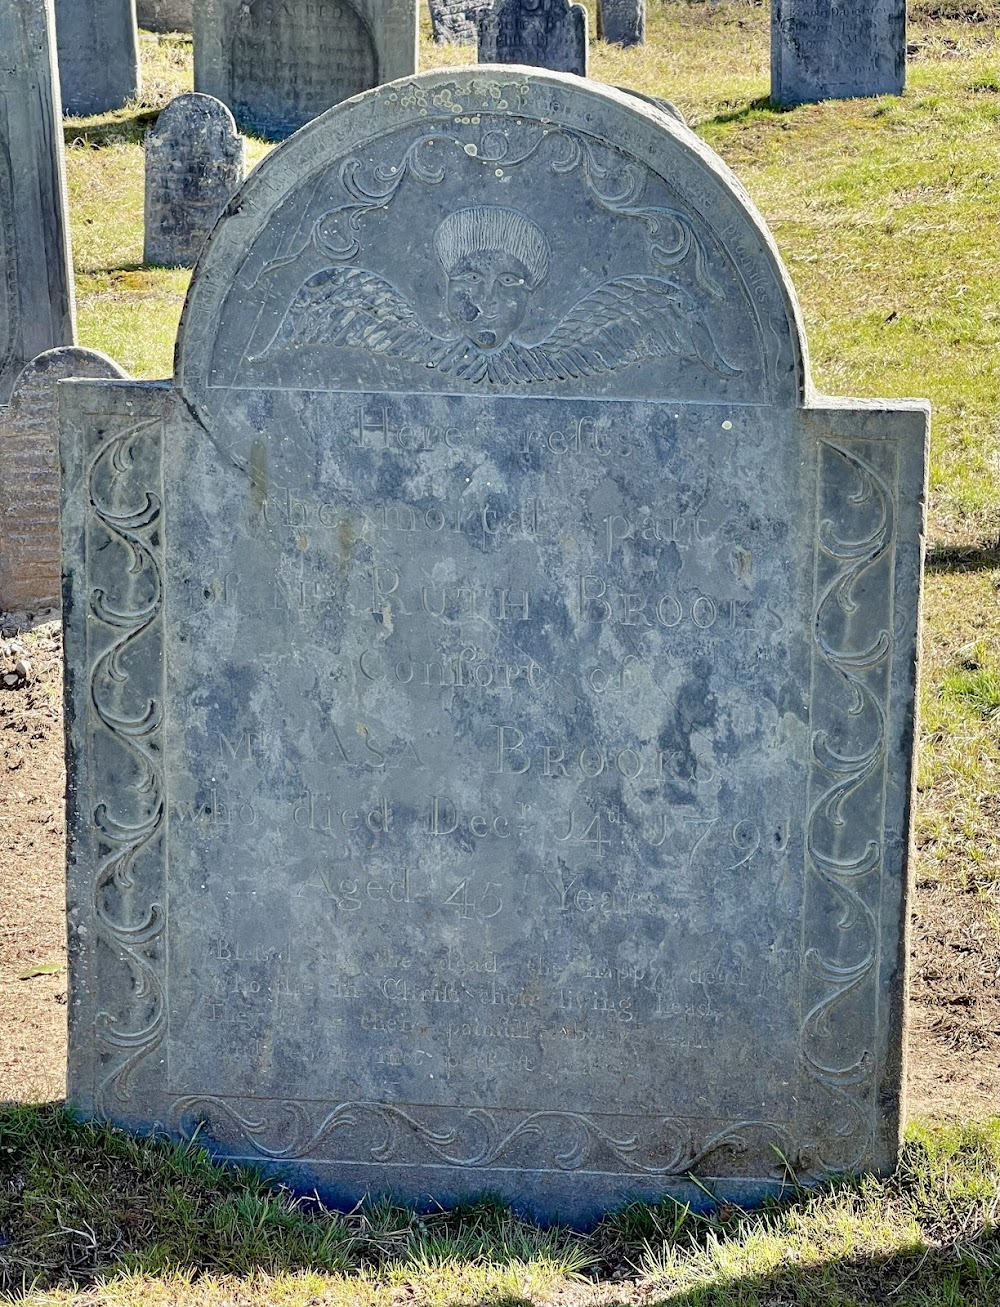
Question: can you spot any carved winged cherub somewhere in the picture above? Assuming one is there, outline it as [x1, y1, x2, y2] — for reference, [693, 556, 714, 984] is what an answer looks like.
[256, 205, 740, 386]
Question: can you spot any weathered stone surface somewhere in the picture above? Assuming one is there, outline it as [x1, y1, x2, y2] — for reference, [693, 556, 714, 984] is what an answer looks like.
[0, 348, 125, 614]
[144, 94, 245, 268]
[62, 69, 928, 1226]
[428, 0, 488, 45]
[0, 0, 76, 404]
[477, 0, 587, 74]
[137, 0, 193, 31]
[53, 0, 141, 115]
[598, 0, 644, 47]
[772, 0, 906, 104]
[194, 0, 418, 140]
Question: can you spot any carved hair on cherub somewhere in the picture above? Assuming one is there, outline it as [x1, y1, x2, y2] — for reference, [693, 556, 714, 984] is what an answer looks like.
[257, 201, 741, 386]
[433, 206, 549, 352]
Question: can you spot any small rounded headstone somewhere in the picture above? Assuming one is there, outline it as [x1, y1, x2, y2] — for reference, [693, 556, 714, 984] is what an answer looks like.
[144, 93, 246, 268]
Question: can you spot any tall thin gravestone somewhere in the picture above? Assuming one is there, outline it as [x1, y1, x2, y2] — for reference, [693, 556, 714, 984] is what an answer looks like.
[137, 0, 192, 31]
[598, 0, 644, 47]
[772, 0, 906, 104]
[0, 0, 76, 404]
[477, 0, 587, 75]
[145, 94, 245, 268]
[61, 69, 928, 1225]
[0, 349, 126, 614]
[194, 0, 418, 139]
[53, 0, 141, 115]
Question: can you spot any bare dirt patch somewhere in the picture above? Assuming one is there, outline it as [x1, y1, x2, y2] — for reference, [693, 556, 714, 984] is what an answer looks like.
[0, 616, 67, 1104]
[0, 623, 996, 1120]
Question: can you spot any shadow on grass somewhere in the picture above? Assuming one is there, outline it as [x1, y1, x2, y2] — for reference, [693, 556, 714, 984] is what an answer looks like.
[701, 96, 799, 128]
[3, 1105, 1000, 1304]
[926, 541, 1000, 572]
[63, 108, 161, 150]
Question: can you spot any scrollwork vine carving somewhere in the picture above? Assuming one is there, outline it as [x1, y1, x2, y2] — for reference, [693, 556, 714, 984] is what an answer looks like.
[801, 439, 896, 1171]
[174, 1095, 794, 1177]
[86, 416, 165, 1109]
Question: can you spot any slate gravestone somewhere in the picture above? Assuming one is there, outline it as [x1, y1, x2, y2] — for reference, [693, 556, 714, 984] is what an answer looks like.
[772, 0, 906, 104]
[144, 94, 245, 268]
[194, 0, 418, 139]
[477, 0, 587, 74]
[429, 0, 488, 45]
[137, 0, 192, 31]
[61, 68, 928, 1225]
[0, 349, 125, 614]
[54, 0, 141, 115]
[0, 0, 76, 405]
[598, 0, 644, 47]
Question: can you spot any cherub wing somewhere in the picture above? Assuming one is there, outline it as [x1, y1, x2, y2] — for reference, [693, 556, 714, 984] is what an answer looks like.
[255, 266, 449, 363]
[495, 275, 742, 383]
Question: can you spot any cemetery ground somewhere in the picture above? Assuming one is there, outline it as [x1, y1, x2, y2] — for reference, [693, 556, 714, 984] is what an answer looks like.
[1, 2, 998, 1301]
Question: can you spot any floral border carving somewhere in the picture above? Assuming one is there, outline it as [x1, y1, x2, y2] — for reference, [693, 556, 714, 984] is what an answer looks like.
[255, 114, 725, 308]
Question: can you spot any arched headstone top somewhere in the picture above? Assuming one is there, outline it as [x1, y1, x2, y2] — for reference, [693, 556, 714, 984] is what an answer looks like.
[154, 90, 241, 137]
[177, 68, 811, 424]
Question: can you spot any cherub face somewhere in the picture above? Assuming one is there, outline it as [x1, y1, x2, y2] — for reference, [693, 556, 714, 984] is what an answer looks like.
[445, 249, 534, 352]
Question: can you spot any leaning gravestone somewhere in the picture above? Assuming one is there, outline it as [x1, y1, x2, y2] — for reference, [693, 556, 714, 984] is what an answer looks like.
[194, 0, 418, 139]
[598, 0, 644, 47]
[428, 0, 488, 44]
[62, 68, 928, 1224]
[477, 0, 587, 74]
[137, 0, 193, 31]
[0, 349, 126, 614]
[772, 0, 906, 104]
[0, 0, 76, 405]
[144, 94, 246, 267]
[53, 0, 141, 115]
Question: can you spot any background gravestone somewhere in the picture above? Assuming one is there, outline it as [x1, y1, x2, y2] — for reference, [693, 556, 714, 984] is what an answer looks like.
[53, 0, 141, 115]
[137, 0, 192, 31]
[0, 0, 76, 404]
[772, 0, 906, 104]
[145, 93, 245, 268]
[598, 0, 644, 47]
[61, 68, 927, 1225]
[477, 0, 588, 74]
[429, 0, 488, 44]
[194, 0, 418, 139]
[0, 348, 125, 614]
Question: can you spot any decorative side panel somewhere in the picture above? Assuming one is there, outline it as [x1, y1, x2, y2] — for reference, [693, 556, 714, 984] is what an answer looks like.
[62, 381, 168, 1116]
[798, 403, 926, 1176]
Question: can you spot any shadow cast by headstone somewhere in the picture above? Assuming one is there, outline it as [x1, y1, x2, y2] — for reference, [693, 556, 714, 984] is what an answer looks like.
[62, 108, 161, 150]
[631, 1237, 1000, 1305]
[925, 542, 1000, 573]
[701, 96, 800, 128]
[4, 1106, 998, 1305]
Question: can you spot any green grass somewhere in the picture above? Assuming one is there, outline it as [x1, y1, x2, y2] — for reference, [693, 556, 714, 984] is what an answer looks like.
[2, 1106, 1000, 1304]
